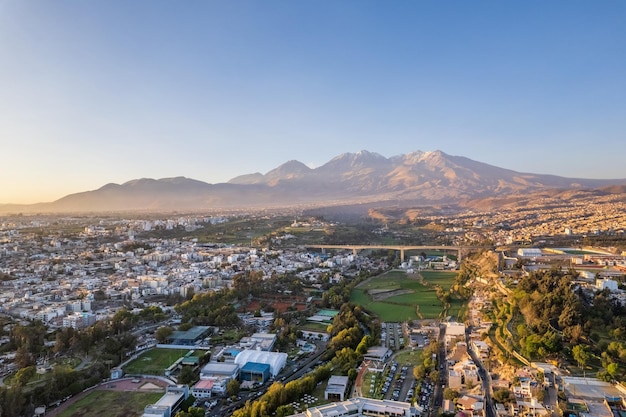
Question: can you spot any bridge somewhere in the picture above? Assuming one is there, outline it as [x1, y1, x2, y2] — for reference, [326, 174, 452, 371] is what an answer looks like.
[303, 244, 475, 262]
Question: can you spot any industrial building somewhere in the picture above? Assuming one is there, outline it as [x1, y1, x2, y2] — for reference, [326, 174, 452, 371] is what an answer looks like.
[240, 362, 271, 384]
[200, 362, 240, 380]
[324, 375, 349, 402]
[142, 385, 189, 417]
[167, 326, 212, 346]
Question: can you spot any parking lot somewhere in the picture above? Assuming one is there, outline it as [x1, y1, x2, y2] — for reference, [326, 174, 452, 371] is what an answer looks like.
[381, 322, 404, 350]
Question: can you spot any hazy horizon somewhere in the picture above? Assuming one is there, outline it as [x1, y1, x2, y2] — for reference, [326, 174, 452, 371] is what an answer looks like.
[2, 1, 625, 204]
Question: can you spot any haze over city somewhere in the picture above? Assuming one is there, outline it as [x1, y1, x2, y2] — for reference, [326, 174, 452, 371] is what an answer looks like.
[1, 0, 625, 204]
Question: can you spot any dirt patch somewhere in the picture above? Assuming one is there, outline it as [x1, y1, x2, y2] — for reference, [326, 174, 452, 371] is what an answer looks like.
[138, 382, 162, 391]
[371, 289, 414, 301]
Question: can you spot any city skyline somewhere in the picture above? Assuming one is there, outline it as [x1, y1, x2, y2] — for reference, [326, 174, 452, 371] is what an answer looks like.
[2, 1, 626, 204]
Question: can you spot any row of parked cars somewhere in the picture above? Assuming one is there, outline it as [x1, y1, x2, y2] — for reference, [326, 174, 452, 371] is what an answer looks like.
[417, 378, 434, 412]
[380, 360, 399, 397]
[391, 365, 410, 401]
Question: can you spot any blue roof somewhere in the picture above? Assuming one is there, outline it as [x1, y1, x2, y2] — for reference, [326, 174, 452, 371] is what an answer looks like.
[241, 362, 270, 374]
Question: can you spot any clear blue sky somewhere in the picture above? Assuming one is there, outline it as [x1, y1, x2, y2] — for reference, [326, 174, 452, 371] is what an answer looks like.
[1, 1, 625, 203]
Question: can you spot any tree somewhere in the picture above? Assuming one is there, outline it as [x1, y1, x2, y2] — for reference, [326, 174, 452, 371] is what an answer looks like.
[413, 365, 426, 380]
[429, 370, 440, 382]
[227, 379, 240, 397]
[443, 388, 460, 400]
[175, 407, 204, 417]
[77, 332, 93, 356]
[178, 322, 194, 332]
[606, 362, 619, 379]
[347, 368, 358, 381]
[14, 365, 36, 386]
[275, 405, 295, 417]
[155, 326, 174, 343]
[178, 366, 197, 385]
[332, 347, 361, 374]
[14, 345, 34, 368]
[572, 344, 591, 373]
[493, 388, 512, 404]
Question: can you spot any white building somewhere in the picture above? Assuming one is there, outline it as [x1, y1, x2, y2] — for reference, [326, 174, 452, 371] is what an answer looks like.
[62, 312, 96, 329]
[142, 385, 189, 417]
[325, 375, 350, 401]
[517, 248, 542, 258]
[596, 277, 618, 291]
[239, 332, 277, 351]
[200, 363, 240, 380]
[191, 379, 214, 399]
[234, 350, 287, 377]
[289, 397, 418, 417]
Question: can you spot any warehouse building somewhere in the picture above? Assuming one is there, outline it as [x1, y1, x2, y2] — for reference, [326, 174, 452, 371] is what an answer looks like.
[240, 362, 271, 384]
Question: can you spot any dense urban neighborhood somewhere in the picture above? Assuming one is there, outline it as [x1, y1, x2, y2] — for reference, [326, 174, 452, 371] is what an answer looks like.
[0, 199, 626, 417]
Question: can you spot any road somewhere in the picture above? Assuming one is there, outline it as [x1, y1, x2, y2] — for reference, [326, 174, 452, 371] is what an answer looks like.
[543, 372, 558, 416]
[430, 324, 445, 416]
[466, 327, 496, 417]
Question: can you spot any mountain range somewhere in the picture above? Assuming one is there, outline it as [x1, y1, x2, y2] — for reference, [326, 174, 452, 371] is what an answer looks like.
[3, 150, 626, 214]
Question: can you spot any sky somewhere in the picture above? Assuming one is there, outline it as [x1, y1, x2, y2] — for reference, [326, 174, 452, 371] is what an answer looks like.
[1, 1, 625, 204]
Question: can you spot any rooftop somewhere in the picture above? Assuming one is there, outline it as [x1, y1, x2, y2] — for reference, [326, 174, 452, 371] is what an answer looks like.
[241, 362, 270, 374]
[169, 325, 211, 341]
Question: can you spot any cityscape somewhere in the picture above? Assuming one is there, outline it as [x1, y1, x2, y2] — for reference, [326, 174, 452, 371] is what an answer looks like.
[0, 191, 626, 417]
[2, 1, 626, 417]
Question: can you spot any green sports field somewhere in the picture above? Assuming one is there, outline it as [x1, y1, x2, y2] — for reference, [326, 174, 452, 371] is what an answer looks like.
[57, 390, 163, 417]
[123, 348, 190, 375]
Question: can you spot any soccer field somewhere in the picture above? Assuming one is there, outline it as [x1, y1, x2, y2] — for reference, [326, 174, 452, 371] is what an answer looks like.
[123, 348, 190, 375]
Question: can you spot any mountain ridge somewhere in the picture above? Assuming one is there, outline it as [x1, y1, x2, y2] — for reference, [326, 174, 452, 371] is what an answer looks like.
[2, 150, 626, 214]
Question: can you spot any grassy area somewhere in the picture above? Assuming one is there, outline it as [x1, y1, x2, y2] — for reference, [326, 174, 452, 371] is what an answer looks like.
[448, 299, 469, 322]
[192, 349, 209, 358]
[210, 328, 247, 345]
[350, 289, 419, 321]
[123, 348, 190, 375]
[351, 270, 446, 321]
[53, 356, 82, 368]
[6, 357, 84, 388]
[393, 349, 424, 367]
[419, 270, 457, 291]
[362, 370, 384, 399]
[297, 322, 330, 333]
[309, 379, 331, 407]
[57, 390, 163, 417]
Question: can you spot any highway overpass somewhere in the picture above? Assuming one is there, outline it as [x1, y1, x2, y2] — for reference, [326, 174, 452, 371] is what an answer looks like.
[303, 244, 475, 262]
